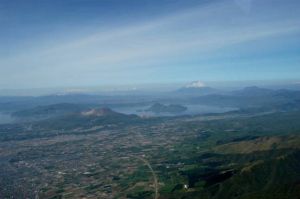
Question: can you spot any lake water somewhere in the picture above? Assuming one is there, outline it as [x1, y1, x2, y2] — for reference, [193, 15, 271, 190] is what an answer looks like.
[113, 104, 238, 117]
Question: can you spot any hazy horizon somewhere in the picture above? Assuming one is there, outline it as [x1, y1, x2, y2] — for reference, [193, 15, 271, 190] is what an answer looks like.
[0, 79, 300, 96]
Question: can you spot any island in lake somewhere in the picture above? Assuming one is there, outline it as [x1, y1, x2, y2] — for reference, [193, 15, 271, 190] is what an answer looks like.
[145, 103, 187, 114]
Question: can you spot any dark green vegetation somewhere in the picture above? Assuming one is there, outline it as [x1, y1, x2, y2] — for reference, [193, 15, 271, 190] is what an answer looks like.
[0, 87, 300, 199]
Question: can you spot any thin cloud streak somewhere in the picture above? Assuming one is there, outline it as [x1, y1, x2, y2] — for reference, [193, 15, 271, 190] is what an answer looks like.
[5, 11, 299, 69]
[1, 0, 300, 88]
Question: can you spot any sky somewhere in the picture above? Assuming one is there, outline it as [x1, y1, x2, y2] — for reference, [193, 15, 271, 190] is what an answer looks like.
[0, 0, 300, 90]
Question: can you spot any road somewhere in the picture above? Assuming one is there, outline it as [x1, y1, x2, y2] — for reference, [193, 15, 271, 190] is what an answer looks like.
[131, 155, 159, 199]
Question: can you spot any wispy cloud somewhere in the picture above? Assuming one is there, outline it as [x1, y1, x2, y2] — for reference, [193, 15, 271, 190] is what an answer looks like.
[7, 2, 300, 64]
[1, 0, 300, 88]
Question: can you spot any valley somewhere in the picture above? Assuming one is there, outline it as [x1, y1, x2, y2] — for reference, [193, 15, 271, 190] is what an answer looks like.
[0, 107, 299, 199]
[0, 86, 300, 199]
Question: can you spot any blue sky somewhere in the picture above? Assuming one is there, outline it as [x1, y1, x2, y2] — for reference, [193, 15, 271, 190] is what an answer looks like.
[0, 0, 300, 89]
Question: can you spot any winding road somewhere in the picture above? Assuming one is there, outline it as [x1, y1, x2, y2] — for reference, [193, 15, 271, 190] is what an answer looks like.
[131, 155, 159, 199]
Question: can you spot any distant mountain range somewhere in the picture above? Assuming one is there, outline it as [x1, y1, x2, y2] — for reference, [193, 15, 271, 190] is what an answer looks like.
[2, 85, 300, 119]
[176, 81, 219, 95]
[193, 86, 300, 111]
[176, 86, 218, 95]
